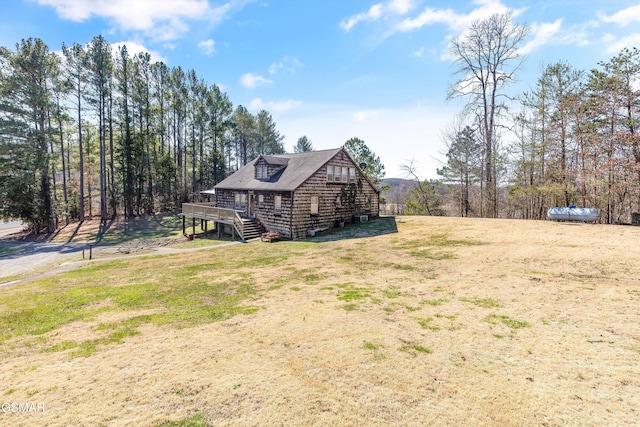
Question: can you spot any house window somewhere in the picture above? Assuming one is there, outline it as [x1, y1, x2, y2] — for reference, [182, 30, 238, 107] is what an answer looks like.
[274, 195, 282, 215]
[342, 167, 348, 183]
[257, 165, 267, 179]
[334, 166, 342, 182]
[310, 196, 319, 215]
[258, 194, 264, 208]
[234, 193, 247, 210]
[327, 166, 334, 182]
[349, 167, 356, 183]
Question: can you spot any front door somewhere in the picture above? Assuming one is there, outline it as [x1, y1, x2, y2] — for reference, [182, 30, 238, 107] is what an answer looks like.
[247, 193, 255, 218]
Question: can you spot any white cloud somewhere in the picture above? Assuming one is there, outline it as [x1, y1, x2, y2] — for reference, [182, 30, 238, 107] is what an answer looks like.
[240, 73, 273, 88]
[397, 0, 520, 33]
[352, 110, 381, 122]
[268, 56, 303, 75]
[34, 0, 238, 41]
[340, 0, 416, 32]
[268, 62, 283, 75]
[388, 0, 415, 15]
[519, 19, 563, 55]
[604, 33, 640, 54]
[341, 4, 383, 31]
[198, 39, 215, 55]
[412, 47, 425, 57]
[111, 40, 166, 63]
[249, 98, 302, 114]
[598, 4, 640, 27]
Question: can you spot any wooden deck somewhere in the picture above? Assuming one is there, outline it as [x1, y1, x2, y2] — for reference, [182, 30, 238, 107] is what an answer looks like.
[181, 203, 237, 224]
[181, 203, 261, 241]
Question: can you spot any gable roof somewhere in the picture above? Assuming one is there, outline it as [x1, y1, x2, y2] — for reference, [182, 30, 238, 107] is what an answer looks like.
[215, 148, 345, 192]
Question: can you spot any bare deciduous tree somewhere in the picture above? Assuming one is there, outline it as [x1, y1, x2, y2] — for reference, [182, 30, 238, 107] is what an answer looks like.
[448, 13, 529, 218]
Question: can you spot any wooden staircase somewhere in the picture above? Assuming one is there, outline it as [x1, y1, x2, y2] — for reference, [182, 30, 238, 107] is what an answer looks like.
[237, 218, 263, 240]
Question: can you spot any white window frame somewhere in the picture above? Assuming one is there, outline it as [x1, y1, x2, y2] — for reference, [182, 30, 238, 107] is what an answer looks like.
[342, 167, 348, 183]
[234, 193, 247, 210]
[327, 166, 334, 182]
[349, 167, 356, 183]
[334, 166, 342, 182]
[310, 195, 319, 215]
[274, 195, 282, 215]
[258, 194, 264, 208]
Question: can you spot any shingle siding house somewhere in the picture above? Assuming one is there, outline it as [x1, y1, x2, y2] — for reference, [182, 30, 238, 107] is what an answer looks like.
[214, 148, 380, 239]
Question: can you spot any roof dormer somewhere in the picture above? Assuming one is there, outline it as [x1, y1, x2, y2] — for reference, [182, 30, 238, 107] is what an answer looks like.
[255, 155, 289, 181]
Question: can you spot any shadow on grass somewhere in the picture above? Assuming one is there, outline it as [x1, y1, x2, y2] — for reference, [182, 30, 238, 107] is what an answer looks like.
[93, 214, 183, 245]
[305, 216, 398, 243]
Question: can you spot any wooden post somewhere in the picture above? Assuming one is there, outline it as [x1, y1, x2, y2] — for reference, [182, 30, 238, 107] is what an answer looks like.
[192, 217, 196, 237]
[217, 222, 221, 238]
[182, 215, 186, 236]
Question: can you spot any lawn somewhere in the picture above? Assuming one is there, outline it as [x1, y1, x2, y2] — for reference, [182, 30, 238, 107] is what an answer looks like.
[0, 216, 639, 426]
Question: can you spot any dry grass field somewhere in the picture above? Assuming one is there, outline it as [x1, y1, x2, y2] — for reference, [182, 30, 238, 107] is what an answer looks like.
[1, 216, 639, 426]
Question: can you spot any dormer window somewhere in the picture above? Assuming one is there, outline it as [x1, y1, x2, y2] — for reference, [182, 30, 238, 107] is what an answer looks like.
[257, 165, 268, 179]
[255, 155, 289, 180]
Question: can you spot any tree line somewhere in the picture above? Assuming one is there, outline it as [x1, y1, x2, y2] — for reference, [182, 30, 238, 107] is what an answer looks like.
[437, 13, 640, 224]
[0, 36, 286, 233]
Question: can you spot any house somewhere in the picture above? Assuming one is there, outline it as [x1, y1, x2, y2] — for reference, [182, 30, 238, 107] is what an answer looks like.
[212, 148, 380, 239]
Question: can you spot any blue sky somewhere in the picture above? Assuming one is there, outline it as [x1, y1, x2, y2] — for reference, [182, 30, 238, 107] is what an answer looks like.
[2, 0, 640, 178]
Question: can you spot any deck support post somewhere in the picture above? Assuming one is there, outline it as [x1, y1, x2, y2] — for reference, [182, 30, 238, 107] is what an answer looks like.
[192, 217, 196, 236]
[182, 215, 186, 236]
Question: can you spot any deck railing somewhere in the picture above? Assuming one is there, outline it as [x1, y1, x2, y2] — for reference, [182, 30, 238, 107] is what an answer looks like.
[181, 203, 236, 222]
[182, 203, 247, 240]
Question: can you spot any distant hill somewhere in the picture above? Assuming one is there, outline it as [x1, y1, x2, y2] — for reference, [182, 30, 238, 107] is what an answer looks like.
[380, 178, 417, 215]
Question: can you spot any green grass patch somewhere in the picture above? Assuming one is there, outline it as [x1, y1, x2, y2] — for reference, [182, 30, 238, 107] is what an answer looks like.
[336, 283, 371, 302]
[484, 314, 530, 329]
[70, 328, 141, 358]
[382, 285, 405, 299]
[156, 413, 209, 427]
[302, 273, 326, 285]
[290, 286, 301, 291]
[40, 341, 76, 353]
[337, 288, 370, 301]
[460, 297, 502, 308]
[399, 339, 432, 356]
[409, 249, 455, 260]
[434, 313, 457, 320]
[416, 317, 440, 331]
[0, 250, 262, 351]
[342, 303, 359, 311]
[363, 342, 381, 350]
[421, 298, 449, 306]
[169, 238, 227, 249]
